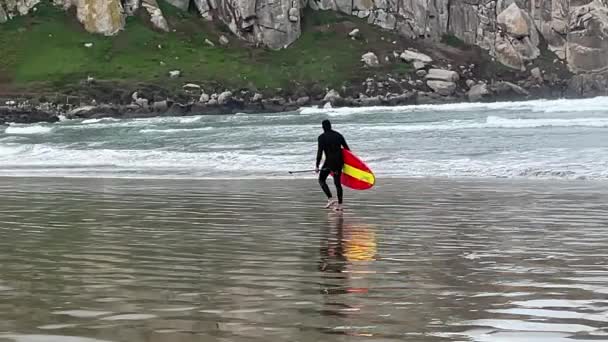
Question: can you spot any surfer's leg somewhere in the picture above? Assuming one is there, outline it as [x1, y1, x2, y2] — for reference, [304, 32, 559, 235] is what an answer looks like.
[319, 169, 333, 199]
[333, 170, 343, 205]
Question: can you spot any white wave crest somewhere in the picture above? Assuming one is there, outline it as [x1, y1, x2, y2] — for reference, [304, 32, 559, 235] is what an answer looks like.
[367, 116, 608, 132]
[82, 118, 121, 124]
[140, 127, 214, 134]
[4, 125, 53, 135]
[299, 96, 608, 116]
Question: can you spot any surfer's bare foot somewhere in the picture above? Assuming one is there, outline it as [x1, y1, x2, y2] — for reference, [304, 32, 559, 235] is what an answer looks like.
[325, 199, 337, 208]
[333, 204, 343, 212]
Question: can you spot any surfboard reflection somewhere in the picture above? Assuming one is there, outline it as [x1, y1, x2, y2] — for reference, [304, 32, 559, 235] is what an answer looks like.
[319, 212, 378, 336]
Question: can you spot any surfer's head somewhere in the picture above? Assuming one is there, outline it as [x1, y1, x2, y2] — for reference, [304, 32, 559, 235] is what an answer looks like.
[322, 119, 332, 132]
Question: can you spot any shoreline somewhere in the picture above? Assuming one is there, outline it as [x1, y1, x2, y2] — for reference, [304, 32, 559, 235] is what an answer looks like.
[0, 85, 582, 125]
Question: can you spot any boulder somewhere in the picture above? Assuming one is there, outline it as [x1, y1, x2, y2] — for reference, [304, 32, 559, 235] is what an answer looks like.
[135, 98, 149, 108]
[219, 35, 230, 46]
[566, 2, 608, 74]
[566, 72, 608, 98]
[323, 89, 342, 105]
[361, 52, 380, 67]
[466, 79, 476, 89]
[416, 70, 427, 77]
[413, 61, 426, 70]
[153, 100, 169, 112]
[296, 96, 310, 106]
[169, 70, 181, 78]
[142, 0, 170, 32]
[199, 93, 210, 103]
[252, 93, 264, 102]
[288, 7, 299, 22]
[497, 3, 530, 38]
[425, 69, 460, 82]
[183, 83, 201, 90]
[426, 80, 457, 96]
[348, 28, 360, 39]
[205, 38, 215, 47]
[218, 91, 233, 105]
[400, 50, 433, 64]
[467, 83, 490, 102]
[492, 81, 530, 98]
[531, 67, 543, 83]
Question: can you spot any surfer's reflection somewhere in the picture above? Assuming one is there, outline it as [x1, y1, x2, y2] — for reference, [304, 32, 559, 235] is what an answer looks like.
[319, 212, 377, 333]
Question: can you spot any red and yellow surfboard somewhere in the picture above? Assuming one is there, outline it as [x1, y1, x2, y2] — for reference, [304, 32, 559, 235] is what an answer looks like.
[339, 149, 375, 190]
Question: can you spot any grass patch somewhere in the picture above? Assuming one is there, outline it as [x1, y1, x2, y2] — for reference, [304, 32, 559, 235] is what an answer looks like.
[441, 34, 467, 48]
[0, 3, 410, 92]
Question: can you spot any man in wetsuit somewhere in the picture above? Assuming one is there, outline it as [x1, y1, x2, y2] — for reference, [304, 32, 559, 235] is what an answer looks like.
[316, 119, 350, 211]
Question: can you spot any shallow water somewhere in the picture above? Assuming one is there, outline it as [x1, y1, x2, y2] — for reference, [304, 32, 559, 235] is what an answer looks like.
[2, 97, 608, 179]
[2, 178, 608, 342]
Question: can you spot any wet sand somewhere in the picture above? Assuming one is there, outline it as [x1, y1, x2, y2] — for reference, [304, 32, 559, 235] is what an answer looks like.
[1, 178, 608, 342]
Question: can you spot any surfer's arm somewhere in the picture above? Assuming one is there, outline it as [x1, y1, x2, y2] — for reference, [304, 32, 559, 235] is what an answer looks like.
[316, 138, 323, 169]
[341, 135, 350, 151]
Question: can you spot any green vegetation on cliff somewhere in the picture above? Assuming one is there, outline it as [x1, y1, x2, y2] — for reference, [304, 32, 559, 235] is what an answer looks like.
[0, 3, 410, 94]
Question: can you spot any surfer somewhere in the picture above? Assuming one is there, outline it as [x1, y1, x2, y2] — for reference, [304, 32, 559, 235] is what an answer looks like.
[316, 119, 350, 211]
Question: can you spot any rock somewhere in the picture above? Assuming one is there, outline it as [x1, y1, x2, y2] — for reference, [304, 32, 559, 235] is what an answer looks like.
[252, 93, 263, 102]
[425, 69, 460, 82]
[166, 103, 190, 116]
[183, 83, 201, 90]
[68, 106, 97, 117]
[492, 81, 530, 98]
[219, 35, 230, 46]
[84, 43, 93, 48]
[169, 70, 181, 78]
[567, 72, 608, 98]
[0, 5, 7, 23]
[567, 2, 608, 74]
[86, 76, 95, 83]
[348, 28, 360, 39]
[361, 52, 380, 67]
[416, 70, 427, 77]
[466, 79, 476, 89]
[467, 83, 490, 102]
[497, 3, 530, 38]
[131, 92, 140, 101]
[142, 0, 170, 32]
[323, 102, 333, 109]
[218, 91, 233, 105]
[207, 99, 219, 106]
[385, 92, 416, 106]
[75, 0, 125, 35]
[323, 89, 342, 105]
[426, 80, 457, 96]
[413, 61, 426, 70]
[153, 100, 169, 112]
[400, 50, 433, 64]
[531, 67, 543, 83]
[295, 96, 310, 106]
[359, 96, 383, 106]
[205, 39, 215, 47]
[199, 93, 210, 103]
[288, 7, 299, 22]
[135, 98, 149, 108]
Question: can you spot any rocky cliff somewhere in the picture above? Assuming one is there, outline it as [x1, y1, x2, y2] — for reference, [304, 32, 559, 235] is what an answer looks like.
[1, 0, 607, 94]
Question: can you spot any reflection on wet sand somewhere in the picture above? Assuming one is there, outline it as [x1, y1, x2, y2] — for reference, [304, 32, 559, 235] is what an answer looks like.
[1, 178, 608, 342]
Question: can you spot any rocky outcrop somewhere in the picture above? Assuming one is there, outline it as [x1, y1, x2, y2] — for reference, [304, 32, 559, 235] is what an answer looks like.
[0, 4, 7, 23]
[567, 1, 608, 74]
[76, 0, 125, 35]
[142, 0, 169, 32]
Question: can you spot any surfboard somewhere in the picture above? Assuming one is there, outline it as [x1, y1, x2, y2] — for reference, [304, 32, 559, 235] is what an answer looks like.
[340, 149, 375, 190]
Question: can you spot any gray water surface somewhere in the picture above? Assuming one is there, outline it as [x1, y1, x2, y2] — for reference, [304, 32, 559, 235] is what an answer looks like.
[1, 178, 608, 342]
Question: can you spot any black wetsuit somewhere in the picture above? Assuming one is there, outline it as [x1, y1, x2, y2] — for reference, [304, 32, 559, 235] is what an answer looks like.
[316, 130, 350, 204]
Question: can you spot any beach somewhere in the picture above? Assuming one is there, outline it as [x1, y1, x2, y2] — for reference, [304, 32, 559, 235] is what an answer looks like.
[1, 177, 608, 342]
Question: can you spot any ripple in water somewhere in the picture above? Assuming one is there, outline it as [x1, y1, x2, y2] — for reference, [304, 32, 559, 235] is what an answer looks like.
[1, 178, 608, 341]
